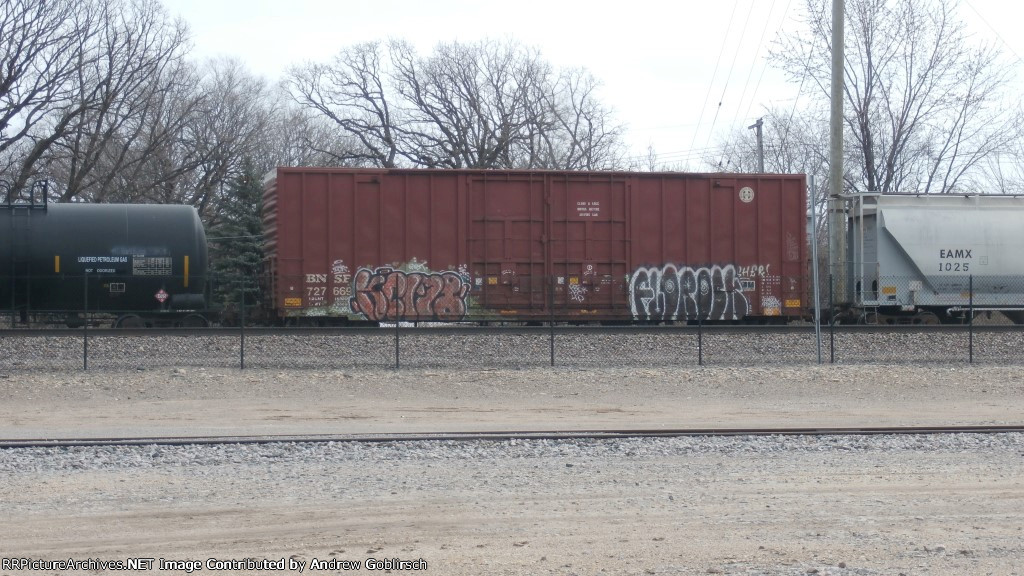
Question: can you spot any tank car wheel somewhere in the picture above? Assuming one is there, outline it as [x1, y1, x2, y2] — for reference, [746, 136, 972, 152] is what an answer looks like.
[179, 314, 209, 328]
[114, 314, 146, 329]
[912, 311, 941, 325]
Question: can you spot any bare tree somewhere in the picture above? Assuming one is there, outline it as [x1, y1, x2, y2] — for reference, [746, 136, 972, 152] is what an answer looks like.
[58, 55, 278, 218]
[85, 58, 204, 204]
[390, 39, 525, 168]
[978, 146, 1024, 195]
[0, 0, 210, 203]
[2, 0, 303, 221]
[527, 68, 624, 170]
[175, 59, 275, 216]
[43, 0, 192, 202]
[773, 0, 1021, 194]
[77, 58, 208, 207]
[0, 0, 97, 194]
[257, 101, 365, 170]
[286, 38, 625, 170]
[285, 41, 401, 167]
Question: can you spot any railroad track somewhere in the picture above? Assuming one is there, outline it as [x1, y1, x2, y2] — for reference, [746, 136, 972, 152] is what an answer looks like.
[4, 425, 1022, 449]
[0, 323, 1020, 338]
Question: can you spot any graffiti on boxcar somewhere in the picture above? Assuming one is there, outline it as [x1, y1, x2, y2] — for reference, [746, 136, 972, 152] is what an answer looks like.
[786, 232, 800, 261]
[629, 264, 750, 321]
[761, 295, 782, 316]
[350, 267, 472, 321]
[406, 257, 429, 273]
[330, 260, 353, 312]
[737, 263, 771, 278]
[569, 281, 588, 303]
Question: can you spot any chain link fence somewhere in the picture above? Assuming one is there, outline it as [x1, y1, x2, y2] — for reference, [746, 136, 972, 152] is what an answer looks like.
[1, 272, 1023, 371]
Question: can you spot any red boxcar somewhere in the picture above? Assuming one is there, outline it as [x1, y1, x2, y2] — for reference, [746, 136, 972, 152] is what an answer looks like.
[262, 168, 807, 323]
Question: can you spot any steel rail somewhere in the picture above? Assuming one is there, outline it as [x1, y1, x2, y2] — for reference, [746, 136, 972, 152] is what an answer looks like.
[3, 425, 1022, 450]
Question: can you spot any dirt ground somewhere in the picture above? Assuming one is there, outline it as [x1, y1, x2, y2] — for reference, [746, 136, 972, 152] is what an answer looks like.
[1, 364, 1022, 439]
[1, 365, 1022, 575]
[5, 448, 1023, 576]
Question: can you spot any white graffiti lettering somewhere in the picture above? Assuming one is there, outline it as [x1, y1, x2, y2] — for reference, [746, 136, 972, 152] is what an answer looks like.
[629, 264, 750, 321]
[331, 259, 350, 275]
[569, 283, 588, 303]
[736, 264, 771, 278]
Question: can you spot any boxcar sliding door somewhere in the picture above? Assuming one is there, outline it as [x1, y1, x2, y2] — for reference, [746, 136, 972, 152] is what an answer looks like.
[547, 174, 629, 320]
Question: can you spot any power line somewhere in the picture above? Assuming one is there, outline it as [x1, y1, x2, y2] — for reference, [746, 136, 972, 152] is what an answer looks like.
[707, 1, 756, 167]
[963, 0, 1023, 63]
[733, 0, 779, 129]
[689, 1, 741, 160]
[621, 145, 735, 170]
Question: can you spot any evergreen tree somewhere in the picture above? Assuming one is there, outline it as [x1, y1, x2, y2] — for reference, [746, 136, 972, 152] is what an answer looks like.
[208, 161, 264, 323]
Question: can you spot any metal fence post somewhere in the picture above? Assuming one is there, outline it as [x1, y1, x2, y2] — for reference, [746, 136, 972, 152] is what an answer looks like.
[829, 273, 835, 364]
[82, 273, 88, 371]
[698, 315, 704, 366]
[969, 274, 974, 365]
[549, 276, 555, 367]
[809, 175, 823, 365]
[240, 277, 246, 370]
[393, 286, 400, 370]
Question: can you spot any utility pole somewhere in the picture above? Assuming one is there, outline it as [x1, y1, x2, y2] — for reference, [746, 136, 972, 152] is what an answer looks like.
[828, 0, 847, 305]
[748, 118, 765, 173]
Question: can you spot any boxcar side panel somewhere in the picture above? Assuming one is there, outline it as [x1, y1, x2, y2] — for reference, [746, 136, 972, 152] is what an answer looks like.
[547, 174, 629, 317]
[265, 168, 806, 323]
[468, 172, 548, 317]
[754, 178, 784, 315]
[625, 174, 806, 322]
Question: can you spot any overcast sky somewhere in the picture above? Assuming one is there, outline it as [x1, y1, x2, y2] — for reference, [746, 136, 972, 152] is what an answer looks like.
[162, 0, 1022, 169]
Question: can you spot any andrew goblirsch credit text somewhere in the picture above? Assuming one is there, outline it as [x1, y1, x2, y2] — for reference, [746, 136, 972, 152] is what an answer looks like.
[1, 556, 429, 572]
